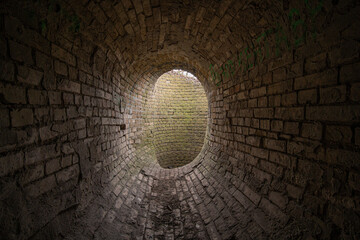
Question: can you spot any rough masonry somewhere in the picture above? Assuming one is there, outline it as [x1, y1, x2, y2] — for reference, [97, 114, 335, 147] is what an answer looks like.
[0, 0, 359, 239]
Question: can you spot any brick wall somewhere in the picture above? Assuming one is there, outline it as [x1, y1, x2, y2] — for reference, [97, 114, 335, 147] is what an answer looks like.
[143, 70, 208, 168]
[0, 0, 359, 239]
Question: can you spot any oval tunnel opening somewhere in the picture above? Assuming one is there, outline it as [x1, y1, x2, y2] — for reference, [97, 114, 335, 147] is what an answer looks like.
[143, 69, 208, 169]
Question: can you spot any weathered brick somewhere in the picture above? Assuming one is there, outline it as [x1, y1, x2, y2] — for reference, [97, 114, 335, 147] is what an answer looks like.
[11, 109, 33, 127]
[0, 85, 26, 104]
[45, 158, 61, 175]
[82, 84, 96, 96]
[275, 107, 304, 120]
[54, 60, 68, 76]
[298, 89, 317, 104]
[25, 175, 56, 197]
[271, 120, 283, 132]
[39, 126, 58, 141]
[264, 138, 286, 152]
[254, 108, 274, 118]
[259, 198, 288, 224]
[355, 128, 360, 146]
[283, 121, 299, 135]
[320, 85, 346, 104]
[305, 52, 327, 74]
[294, 69, 337, 90]
[28, 89, 47, 105]
[325, 125, 352, 143]
[350, 83, 360, 102]
[25, 144, 60, 165]
[259, 159, 283, 177]
[52, 44, 76, 66]
[0, 108, 10, 127]
[9, 40, 33, 64]
[306, 106, 360, 122]
[286, 184, 303, 199]
[61, 155, 72, 168]
[21, 164, 44, 184]
[268, 80, 293, 95]
[53, 108, 66, 121]
[58, 80, 81, 93]
[63, 92, 74, 105]
[48, 91, 62, 105]
[269, 191, 288, 209]
[0, 152, 24, 177]
[326, 148, 360, 168]
[281, 92, 297, 106]
[250, 87, 266, 98]
[301, 122, 322, 140]
[56, 165, 79, 183]
[17, 66, 43, 85]
[246, 136, 261, 147]
[0, 59, 15, 82]
[340, 62, 360, 83]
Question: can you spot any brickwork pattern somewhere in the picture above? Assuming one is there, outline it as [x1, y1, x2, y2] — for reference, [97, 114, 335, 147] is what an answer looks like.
[0, 0, 359, 239]
[144, 70, 208, 168]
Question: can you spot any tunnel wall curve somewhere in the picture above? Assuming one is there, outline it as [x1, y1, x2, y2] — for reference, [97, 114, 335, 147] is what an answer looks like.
[0, 0, 359, 239]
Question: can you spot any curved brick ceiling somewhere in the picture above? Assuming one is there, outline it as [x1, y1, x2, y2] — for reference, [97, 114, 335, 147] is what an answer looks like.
[1, 0, 360, 239]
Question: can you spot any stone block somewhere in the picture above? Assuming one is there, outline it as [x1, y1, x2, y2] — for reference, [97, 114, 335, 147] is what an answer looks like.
[269, 191, 288, 209]
[52, 44, 76, 66]
[340, 62, 360, 83]
[17, 66, 43, 85]
[254, 108, 274, 118]
[264, 138, 286, 152]
[0, 152, 24, 177]
[298, 89, 317, 104]
[250, 87, 266, 98]
[82, 84, 96, 96]
[305, 52, 327, 74]
[286, 184, 303, 199]
[275, 107, 304, 120]
[25, 144, 59, 165]
[53, 108, 66, 121]
[48, 91, 62, 105]
[320, 85, 346, 104]
[39, 126, 58, 141]
[260, 159, 283, 177]
[0, 85, 26, 104]
[0, 108, 10, 127]
[356, 128, 360, 146]
[0, 59, 15, 82]
[25, 175, 56, 197]
[283, 121, 299, 135]
[268, 80, 293, 95]
[63, 93, 74, 105]
[45, 158, 61, 175]
[11, 109, 33, 127]
[294, 69, 337, 90]
[55, 165, 79, 183]
[301, 122, 322, 140]
[9, 40, 33, 64]
[350, 83, 360, 102]
[325, 125, 352, 143]
[58, 79, 81, 93]
[272, 67, 286, 83]
[54, 60, 68, 76]
[281, 92, 297, 106]
[61, 155, 72, 168]
[28, 89, 47, 105]
[21, 164, 44, 184]
[271, 120, 283, 132]
[306, 106, 360, 122]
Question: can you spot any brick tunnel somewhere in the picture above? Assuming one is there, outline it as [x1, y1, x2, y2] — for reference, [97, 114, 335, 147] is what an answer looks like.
[1, 0, 360, 239]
